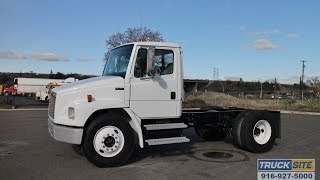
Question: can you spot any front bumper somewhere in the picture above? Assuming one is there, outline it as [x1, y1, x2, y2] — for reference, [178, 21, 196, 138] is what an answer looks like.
[48, 118, 83, 145]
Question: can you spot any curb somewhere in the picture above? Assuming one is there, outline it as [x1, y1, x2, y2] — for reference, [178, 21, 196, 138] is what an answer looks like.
[280, 110, 320, 116]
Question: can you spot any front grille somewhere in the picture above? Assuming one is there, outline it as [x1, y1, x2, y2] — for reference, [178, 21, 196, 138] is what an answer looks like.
[48, 92, 56, 119]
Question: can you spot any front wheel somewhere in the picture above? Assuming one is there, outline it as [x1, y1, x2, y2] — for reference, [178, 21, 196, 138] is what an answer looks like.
[82, 114, 135, 167]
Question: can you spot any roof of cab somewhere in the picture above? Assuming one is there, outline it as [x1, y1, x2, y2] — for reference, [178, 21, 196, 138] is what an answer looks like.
[115, 41, 181, 49]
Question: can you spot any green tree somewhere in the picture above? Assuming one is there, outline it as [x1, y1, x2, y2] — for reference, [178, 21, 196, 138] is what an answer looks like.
[0, 73, 10, 84]
[307, 77, 320, 98]
[55, 72, 65, 79]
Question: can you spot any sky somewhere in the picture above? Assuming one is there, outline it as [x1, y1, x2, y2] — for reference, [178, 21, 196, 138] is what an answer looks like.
[0, 0, 319, 83]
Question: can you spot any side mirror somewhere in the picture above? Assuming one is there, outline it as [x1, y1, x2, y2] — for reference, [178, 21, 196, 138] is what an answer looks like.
[147, 47, 155, 76]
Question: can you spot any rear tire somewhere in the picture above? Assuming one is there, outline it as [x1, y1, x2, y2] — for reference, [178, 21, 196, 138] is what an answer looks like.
[232, 111, 276, 153]
[82, 114, 135, 167]
[232, 111, 247, 148]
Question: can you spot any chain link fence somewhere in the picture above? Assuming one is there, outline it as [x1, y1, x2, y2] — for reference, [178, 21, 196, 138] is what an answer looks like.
[0, 94, 48, 109]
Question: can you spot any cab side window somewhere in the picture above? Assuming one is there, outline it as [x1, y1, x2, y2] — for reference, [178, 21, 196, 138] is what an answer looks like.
[154, 49, 174, 75]
[134, 48, 174, 78]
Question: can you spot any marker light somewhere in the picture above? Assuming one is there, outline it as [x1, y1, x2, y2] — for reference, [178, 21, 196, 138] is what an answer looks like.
[87, 95, 93, 102]
[68, 107, 75, 119]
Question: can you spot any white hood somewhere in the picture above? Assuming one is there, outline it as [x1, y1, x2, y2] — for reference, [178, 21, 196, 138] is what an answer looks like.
[53, 76, 124, 94]
[51, 76, 127, 126]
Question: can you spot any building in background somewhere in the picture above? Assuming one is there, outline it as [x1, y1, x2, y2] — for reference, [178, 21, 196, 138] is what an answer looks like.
[224, 77, 243, 82]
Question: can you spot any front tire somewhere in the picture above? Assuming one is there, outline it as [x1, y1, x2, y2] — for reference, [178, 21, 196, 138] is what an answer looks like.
[82, 114, 135, 167]
[232, 111, 276, 153]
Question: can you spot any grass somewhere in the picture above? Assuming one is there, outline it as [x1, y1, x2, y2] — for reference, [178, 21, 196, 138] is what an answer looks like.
[183, 92, 320, 112]
[0, 99, 13, 109]
[0, 102, 12, 109]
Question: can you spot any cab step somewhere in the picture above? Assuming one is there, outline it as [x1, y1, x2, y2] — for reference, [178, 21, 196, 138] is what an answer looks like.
[145, 137, 190, 146]
[144, 123, 188, 130]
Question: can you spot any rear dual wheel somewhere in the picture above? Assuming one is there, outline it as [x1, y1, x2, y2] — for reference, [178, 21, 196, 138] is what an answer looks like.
[232, 111, 276, 153]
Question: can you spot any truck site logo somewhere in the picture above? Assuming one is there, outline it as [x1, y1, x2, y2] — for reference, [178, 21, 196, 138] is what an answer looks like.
[257, 159, 315, 171]
[257, 159, 315, 180]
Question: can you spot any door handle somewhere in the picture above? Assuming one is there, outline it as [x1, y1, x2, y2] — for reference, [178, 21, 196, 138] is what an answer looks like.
[171, 92, 176, 100]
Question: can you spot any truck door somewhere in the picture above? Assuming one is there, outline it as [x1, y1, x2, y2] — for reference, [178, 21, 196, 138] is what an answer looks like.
[130, 46, 179, 118]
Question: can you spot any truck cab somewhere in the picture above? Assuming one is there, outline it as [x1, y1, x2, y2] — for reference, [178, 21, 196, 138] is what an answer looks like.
[48, 42, 280, 167]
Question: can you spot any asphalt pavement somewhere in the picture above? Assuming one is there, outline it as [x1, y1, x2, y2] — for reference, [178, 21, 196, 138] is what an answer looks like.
[0, 110, 319, 180]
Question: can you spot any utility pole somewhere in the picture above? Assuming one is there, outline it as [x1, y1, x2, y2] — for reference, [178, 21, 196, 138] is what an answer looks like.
[260, 82, 263, 99]
[212, 68, 216, 80]
[301, 60, 307, 101]
[212, 67, 219, 80]
[217, 68, 219, 80]
[274, 78, 277, 92]
[301, 60, 306, 86]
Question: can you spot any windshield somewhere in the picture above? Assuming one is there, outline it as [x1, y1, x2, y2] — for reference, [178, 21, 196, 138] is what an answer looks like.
[102, 45, 134, 78]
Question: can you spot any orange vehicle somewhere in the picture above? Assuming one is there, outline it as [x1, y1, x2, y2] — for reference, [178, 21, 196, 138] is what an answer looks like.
[0, 84, 3, 95]
[47, 82, 61, 100]
[35, 78, 78, 101]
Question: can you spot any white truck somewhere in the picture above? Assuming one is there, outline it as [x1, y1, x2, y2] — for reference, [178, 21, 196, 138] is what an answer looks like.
[36, 89, 49, 101]
[14, 77, 77, 97]
[48, 42, 281, 167]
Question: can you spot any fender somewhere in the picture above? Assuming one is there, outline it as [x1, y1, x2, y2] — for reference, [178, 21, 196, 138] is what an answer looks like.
[69, 101, 144, 148]
[60, 99, 144, 148]
[124, 108, 144, 148]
